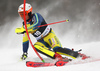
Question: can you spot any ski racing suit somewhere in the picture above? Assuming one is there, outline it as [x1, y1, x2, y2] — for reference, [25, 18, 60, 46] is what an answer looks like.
[19, 13, 79, 59]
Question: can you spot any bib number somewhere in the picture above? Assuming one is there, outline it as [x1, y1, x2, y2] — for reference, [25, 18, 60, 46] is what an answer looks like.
[34, 31, 41, 36]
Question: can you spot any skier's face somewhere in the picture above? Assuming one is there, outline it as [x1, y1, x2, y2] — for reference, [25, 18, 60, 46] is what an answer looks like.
[21, 15, 29, 20]
[18, 12, 29, 20]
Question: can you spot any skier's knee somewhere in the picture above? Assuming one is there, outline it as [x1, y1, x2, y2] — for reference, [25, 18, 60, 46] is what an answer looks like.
[34, 44, 55, 59]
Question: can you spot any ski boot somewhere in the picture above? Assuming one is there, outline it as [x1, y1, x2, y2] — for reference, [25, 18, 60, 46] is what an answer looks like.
[54, 53, 72, 66]
[54, 52, 62, 60]
[54, 52, 72, 62]
[21, 52, 28, 60]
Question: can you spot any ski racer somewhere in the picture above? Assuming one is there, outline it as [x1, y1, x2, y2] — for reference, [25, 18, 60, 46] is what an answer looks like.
[15, 3, 82, 60]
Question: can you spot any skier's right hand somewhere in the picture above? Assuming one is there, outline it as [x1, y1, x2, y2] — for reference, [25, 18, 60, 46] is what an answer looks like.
[15, 26, 26, 34]
[15, 23, 37, 34]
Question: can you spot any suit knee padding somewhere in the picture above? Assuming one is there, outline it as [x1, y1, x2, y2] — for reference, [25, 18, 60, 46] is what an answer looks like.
[34, 45, 55, 59]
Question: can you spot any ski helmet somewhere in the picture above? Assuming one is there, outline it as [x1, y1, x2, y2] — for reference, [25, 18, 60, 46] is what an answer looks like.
[18, 3, 32, 17]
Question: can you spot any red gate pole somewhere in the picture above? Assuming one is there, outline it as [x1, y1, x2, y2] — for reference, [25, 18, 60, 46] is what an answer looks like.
[23, 0, 45, 62]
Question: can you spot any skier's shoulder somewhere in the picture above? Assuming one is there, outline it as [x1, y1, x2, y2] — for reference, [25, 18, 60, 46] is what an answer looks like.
[32, 13, 44, 22]
[33, 13, 43, 17]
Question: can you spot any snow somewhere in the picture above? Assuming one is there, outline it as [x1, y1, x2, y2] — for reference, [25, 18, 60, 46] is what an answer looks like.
[0, 18, 100, 71]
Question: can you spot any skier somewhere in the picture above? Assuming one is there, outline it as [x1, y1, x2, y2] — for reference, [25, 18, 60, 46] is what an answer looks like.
[15, 3, 81, 60]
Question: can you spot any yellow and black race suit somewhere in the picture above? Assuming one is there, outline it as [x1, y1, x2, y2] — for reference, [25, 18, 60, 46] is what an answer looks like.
[15, 13, 79, 59]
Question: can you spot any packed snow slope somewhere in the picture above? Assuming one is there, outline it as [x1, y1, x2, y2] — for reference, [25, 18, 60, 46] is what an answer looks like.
[0, 0, 100, 71]
[0, 18, 100, 71]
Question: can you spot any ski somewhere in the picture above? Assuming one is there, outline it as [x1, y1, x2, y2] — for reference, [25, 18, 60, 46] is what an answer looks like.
[26, 53, 90, 67]
[26, 60, 69, 67]
[26, 53, 100, 68]
[26, 58, 100, 67]
[26, 61, 55, 67]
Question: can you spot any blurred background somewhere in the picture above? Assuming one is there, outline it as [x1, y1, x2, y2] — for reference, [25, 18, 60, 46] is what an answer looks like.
[0, 0, 100, 47]
[0, 1, 100, 70]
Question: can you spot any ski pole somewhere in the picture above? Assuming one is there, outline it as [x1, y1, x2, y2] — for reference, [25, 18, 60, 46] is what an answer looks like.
[28, 19, 69, 29]
[23, 0, 45, 63]
[37, 19, 69, 28]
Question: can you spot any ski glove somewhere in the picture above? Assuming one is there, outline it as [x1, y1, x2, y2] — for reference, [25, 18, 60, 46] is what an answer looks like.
[15, 26, 37, 34]
[15, 26, 26, 34]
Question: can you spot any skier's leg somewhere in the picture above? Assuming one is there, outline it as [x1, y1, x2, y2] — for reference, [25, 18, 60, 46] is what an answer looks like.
[21, 33, 29, 60]
[34, 41, 62, 59]
[43, 29, 79, 59]
[54, 47, 79, 59]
